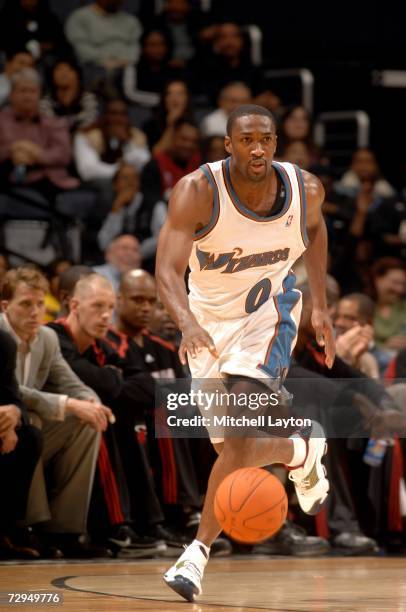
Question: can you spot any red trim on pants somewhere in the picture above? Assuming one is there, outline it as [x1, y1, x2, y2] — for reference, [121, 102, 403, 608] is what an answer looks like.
[388, 437, 403, 532]
[98, 435, 124, 525]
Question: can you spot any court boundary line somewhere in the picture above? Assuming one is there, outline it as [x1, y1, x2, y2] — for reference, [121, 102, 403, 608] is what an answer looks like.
[51, 574, 304, 611]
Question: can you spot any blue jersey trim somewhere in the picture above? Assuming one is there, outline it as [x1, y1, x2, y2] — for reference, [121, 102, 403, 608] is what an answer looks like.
[194, 164, 220, 240]
[224, 157, 292, 222]
[294, 165, 309, 247]
[261, 272, 300, 378]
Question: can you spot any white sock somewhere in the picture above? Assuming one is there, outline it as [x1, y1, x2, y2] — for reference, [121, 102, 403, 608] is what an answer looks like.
[192, 539, 210, 558]
[287, 436, 307, 468]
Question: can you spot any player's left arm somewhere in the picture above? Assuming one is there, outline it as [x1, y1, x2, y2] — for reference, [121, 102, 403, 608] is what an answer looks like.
[302, 170, 335, 368]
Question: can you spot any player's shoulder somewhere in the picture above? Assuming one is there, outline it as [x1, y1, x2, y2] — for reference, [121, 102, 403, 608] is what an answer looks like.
[170, 167, 214, 209]
[176, 167, 212, 193]
[299, 168, 324, 204]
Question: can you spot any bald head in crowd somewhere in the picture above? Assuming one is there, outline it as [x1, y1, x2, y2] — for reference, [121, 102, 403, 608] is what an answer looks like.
[67, 273, 116, 348]
[117, 270, 157, 339]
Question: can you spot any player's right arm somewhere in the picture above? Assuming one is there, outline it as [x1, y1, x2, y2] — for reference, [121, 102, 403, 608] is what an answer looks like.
[156, 170, 219, 366]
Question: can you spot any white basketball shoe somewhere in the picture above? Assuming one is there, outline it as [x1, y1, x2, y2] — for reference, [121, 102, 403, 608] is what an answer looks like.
[164, 541, 209, 602]
[288, 421, 329, 515]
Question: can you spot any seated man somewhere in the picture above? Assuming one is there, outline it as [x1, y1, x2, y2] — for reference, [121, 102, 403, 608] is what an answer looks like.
[0, 47, 35, 106]
[93, 233, 141, 293]
[115, 269, 230, 554]
[200, 82, 251, 138]
[292, 282, 400, 552]
[49, 272, 186, 550]
[0, 68, 78, 211]
[65, 0, 142, 76]
[0, 266, 113, 557]
[335, 292, 391, 378]
[0, 328, 43, 559]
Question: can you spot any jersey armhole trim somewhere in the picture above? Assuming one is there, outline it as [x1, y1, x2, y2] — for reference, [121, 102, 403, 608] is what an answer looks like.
[294, 165, 309, 247]
[193, 164, 220, 240]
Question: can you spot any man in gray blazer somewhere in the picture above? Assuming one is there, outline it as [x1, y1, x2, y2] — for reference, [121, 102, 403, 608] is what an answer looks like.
[0, 266, 113, 549]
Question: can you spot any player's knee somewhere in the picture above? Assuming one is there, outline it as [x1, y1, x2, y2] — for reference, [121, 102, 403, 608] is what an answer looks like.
[223, 437, 256, 465]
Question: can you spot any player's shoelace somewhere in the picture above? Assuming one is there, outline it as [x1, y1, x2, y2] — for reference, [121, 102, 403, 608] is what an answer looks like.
[288, 472, 311, 492]
[288, 463, 327, 492]
[175, 559, 204, 584]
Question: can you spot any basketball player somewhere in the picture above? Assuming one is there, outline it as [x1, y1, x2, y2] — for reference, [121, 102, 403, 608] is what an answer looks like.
[156, 104, 335, 601]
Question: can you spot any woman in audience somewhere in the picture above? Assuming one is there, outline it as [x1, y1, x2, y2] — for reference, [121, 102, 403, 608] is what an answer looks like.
[143, 79, 195, 152]
[277, 104, 318, 162]
[40, 59, 99, 132]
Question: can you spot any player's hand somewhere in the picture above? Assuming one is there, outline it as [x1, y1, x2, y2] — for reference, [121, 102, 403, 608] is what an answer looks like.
[311, 309, 335, 369]
[0, 429, 18, 454]
[179, 322, 218, 366]
[65, 398, 114, 432]
[0, 405, 21, 436]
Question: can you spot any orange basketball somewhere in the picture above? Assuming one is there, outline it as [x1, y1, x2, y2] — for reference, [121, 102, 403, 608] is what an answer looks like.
[214, 467, 288, 544]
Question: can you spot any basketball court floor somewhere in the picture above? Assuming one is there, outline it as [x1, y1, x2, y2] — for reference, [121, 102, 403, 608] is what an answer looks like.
[1, 556, 405, 611]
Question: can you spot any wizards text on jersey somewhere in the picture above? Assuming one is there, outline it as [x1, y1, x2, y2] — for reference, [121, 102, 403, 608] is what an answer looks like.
[196, 245, 291, 274]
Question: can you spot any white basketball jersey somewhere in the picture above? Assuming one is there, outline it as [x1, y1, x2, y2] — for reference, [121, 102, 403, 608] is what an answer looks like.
[188, 158, 308, 320]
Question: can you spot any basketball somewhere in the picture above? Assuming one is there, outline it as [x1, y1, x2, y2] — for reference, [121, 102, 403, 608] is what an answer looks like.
[214, 467, 288, 544]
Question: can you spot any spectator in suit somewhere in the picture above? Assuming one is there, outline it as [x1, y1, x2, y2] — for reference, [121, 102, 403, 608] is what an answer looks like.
[0, 266, 113, 557]
[0, 328, 43, 559]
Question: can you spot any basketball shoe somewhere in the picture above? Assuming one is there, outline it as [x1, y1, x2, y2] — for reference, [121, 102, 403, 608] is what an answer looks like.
[288, 421, 329, 515]
[164, 541, 209, 602]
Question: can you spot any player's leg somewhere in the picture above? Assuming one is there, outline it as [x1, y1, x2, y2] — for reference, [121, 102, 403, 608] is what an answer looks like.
[164, 377, 328, 602]
[163, 434, 293, 602]
[199, 435, 295, 542]
[164, 376, 298, 602]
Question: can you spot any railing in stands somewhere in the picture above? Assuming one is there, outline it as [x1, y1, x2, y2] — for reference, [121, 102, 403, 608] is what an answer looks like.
[263, 68, 314, 114]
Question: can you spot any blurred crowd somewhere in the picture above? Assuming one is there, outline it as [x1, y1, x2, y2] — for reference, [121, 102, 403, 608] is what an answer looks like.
[0, 0, 405, 561]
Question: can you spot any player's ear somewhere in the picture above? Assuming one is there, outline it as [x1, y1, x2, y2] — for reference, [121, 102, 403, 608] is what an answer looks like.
[224, 136, 232, 155]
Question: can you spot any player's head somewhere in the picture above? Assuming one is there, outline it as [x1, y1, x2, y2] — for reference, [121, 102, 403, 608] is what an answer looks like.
[117, 269, 157, 333]
[69, 273, 116, 340]
[225, 104, 277, 183]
